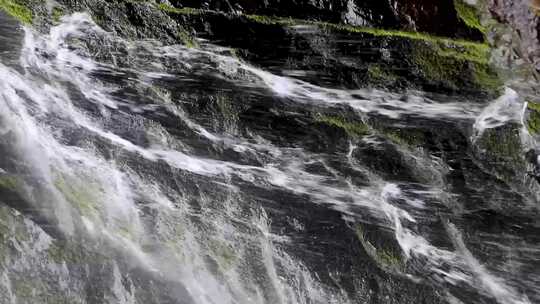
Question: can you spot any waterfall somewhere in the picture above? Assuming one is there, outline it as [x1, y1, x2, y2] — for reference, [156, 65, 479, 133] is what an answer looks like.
[0, 10, 537, 304]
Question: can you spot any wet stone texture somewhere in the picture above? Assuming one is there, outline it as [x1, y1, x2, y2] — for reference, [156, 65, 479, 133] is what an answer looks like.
[170, 0, 485, 40]
[0, 1, 539, 304]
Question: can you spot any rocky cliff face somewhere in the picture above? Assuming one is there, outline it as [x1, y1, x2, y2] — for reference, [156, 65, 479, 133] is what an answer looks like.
[168, 0, 486, 40]
[3, 0, 501, 97]
[0, 1, 539, 304]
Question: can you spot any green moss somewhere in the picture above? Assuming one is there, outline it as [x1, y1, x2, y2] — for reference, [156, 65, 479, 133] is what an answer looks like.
[367, 65, 397, 83]
[117, 225, 136, 240]
[244, 13, 494, 92]
[228, 48, 239, 58]
[0, 205, 33, 242]
[155, 4, 199, 47]
[209, 240, 236, 271]
[436, 42, 490, 65]
[527, 102, 540, 134]
[245, 14, 294, 26]
[246, 14, 490, 64]
[53, 175, 99, 216]
[477, 124, 526, 185]
[0, 206, 16, 243]
[367, 65, 384, 79]
[316, 114, 369, 138]
[11, 276, 81, 303]
[454, 0, 486, 34]
[178, 28, 198, 48]
[46, 243, 67, 264]
[383, 129, 424, 147]
[11, 275, 83, 303]
[158, 5, 490, 64]
[411, 39, 500, 92]
[413, 42, 463, 89]
[527, 114, 540, 135]
[157, 3, 202, 15]
[481, 126, 523, 163]
[318, 21, 490, 65]
[0, 208, 10, 237]
[12, 278, 35, 299]
[0, 175, 20, 190]
[52, 6, 64, 24]
[0, 0, 32, 24]
[157, 5, 498, 91]
[528, 101, 540, 112]
[47, 241, 106, 265]
[472, 64, 502, 92]
[377, 249, 404, 269]
[355, 226, 405, 272]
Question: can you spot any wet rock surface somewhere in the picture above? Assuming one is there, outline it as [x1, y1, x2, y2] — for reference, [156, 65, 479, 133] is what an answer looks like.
[0, 1, 539, 304]
[170, 0, 485, 40]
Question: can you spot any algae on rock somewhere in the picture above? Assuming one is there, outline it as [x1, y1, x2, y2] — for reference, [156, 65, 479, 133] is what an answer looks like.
[0, 175, 21, 191]
[367, 65, 397, 84]
[0, 0, 32, 24]
[53, 174, 101, 217]
[355, 225, 406, 273]
[52, 6, 64, 23]
[453, 0, 486, 34]
[527, 102, 540, 135]
[158, 4, 501, 96]
[315, 114, 369, 138]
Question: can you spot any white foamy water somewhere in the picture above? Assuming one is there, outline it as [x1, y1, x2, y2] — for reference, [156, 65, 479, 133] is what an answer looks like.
[0, 13, 351, 304]
[472, 87, 524, 139]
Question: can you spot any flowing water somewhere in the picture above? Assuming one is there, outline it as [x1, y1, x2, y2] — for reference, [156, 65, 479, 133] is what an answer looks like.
[0, 11, 539, 304]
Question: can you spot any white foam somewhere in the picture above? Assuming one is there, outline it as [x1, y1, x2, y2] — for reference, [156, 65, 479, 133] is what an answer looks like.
[473, 88, 522, 140]
[0, 12, 357, 304]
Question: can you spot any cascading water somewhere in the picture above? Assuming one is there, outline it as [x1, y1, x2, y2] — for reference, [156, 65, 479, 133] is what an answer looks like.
[0, 9, 539, 304]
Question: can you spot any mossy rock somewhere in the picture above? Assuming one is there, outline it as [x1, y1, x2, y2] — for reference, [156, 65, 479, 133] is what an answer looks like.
[315, 114, 369, 138]
[381, 128, 426, 148]
[0, 175, 29, 207]
[0, 0, 32, 24]
[53, 174, 101, 217]
[479, 125, 523, 164]
[526, 102, 540, 135]
[47, 241, 99, 265]
[411, 39, 501, 95]
[476, 123, 528, 190]
[453, 0, 486, 34]
[355, 225, 406, 274]
[0, 175, 21, 191]
[159, 5, 500, 97]
[51, 6, 64, 23]
[208, 239, 237, 271]
[158, 3, 201, 15]
[367, 65, 398, 84]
